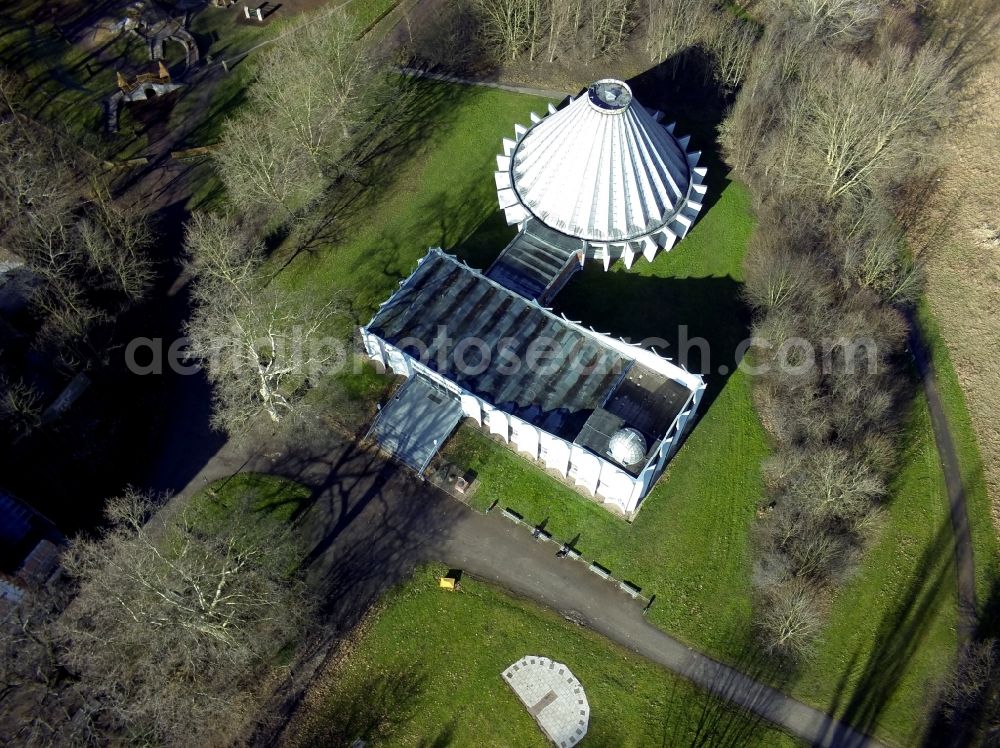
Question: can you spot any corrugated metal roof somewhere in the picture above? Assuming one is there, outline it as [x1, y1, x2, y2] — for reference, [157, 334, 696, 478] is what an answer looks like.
[368, 251, 630, 439]
[507, 80, 695, 242]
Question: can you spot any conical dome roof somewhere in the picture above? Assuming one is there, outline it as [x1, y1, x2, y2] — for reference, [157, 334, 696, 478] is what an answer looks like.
[494, 80, 707, 263]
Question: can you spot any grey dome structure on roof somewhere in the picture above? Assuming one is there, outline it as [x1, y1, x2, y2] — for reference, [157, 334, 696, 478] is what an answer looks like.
[608, 427, 647, 467]
[494, 79, 707, 269]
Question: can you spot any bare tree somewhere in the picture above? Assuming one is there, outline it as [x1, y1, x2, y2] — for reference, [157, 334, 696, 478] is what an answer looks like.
[78, 186, 155, 302]
[645, 0, 711, 65]
[182, 212, 263, 304]
[756, 578, 823, 658]
[0, 376, 43, 437]
[217, 117, 320, 218]
[836, 202, 922, 304]
[542, 0, 578, 62]
[938, 638, 1000, 743]
[216, 9, 384, 217]
[742, 230, 832, 311]
[589, 0, 635, 56]
[718, 30, 799, 182]
[472, 0, 535, 60]
[56, 490, 309, 746]
[791, 44, 952, 202]
[0, 67, 21, 116]
[183, 213, 345, 434]
[707, 15, 759, 88]
[0, 585, 91, 746]
[0, 122, 153, 368]
[765, 0, 883, 48]
[407, 0, 491, 71]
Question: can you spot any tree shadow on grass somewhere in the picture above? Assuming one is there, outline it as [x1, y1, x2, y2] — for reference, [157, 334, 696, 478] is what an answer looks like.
[823, 518, 956, 744]
[268, 72, 487, 276]
[304, 668, 428, 746]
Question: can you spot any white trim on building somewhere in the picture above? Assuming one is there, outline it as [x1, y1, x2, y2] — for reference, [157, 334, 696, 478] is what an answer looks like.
[361, 250, 705, 516]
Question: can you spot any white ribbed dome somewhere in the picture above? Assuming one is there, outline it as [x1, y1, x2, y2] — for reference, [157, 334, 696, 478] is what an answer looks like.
[608, 427, 647, 466]
[494, 80, 706, 252]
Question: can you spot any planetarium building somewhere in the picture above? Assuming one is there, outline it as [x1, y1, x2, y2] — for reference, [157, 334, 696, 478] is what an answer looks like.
[361, 80, 707, 516]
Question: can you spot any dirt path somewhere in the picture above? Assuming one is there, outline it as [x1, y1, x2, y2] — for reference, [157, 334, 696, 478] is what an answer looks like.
[907, 312, 979, 643]
[398, 65, 575, 100]
[167, 421, 883, 748]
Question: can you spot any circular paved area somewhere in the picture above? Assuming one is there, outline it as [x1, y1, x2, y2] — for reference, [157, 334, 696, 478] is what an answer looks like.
[503, 656, 589, 746]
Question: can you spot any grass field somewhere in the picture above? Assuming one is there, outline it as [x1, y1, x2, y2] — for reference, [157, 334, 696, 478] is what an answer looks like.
[286, 565, 802, 748]
[188, 471, 312, 526]
[788, 394, 957, 745]
[184, 472, 313, 580]
[916, 303, 1000, 607]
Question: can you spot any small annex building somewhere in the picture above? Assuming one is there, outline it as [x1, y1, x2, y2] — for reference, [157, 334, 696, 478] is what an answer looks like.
[362, 79, 708, 515]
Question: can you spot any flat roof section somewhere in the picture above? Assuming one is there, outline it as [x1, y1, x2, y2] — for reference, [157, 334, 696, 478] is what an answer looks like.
[604, 364, 691, 437]
[573, 364, 691, 474]
[369, 375, 464, 473]
[367, 251, 630, 440]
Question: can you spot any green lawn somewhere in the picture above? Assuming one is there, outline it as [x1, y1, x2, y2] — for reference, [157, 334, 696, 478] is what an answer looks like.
[289, 565, 803, 748]
[789, 395, 957, 745]
[187, 472, 312, 526]
[271, 82, 768, 667]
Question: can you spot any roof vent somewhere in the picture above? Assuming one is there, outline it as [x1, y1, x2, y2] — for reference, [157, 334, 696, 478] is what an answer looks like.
[587, 79, 632, 113]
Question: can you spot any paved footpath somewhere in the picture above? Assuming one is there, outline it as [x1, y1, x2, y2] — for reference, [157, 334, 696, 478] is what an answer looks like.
[172, 421, 882, 748]
[445, 510, 880, 747]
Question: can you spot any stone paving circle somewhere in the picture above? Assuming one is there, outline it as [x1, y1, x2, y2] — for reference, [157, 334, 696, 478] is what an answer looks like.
[503, 656, 589, 746]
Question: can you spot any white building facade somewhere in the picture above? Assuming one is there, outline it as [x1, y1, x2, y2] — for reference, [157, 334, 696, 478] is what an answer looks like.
[362, 250, 704, 516]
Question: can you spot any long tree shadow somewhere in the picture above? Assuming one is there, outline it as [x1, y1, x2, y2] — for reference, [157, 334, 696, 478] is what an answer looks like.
[656, 639, 798, 748]
[924, 573, 1000, 745]
[824, 518, 956, 744]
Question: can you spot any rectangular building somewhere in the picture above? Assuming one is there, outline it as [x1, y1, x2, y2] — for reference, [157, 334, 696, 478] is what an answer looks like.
[361, 249, 703, 516]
